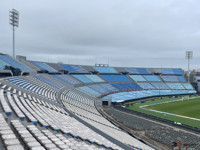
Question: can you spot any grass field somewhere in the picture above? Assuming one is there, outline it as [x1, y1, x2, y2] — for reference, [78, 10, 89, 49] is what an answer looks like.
[127, 96, 200, 128]
[145, 98, 200, 119]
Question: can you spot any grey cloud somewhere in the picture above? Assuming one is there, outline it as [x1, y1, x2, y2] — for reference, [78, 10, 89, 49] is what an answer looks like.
[0, 0, 200, 70]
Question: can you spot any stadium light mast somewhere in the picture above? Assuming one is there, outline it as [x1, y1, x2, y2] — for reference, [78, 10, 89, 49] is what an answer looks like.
[185, 51, 193, 83]
[9, 9, 19, 58]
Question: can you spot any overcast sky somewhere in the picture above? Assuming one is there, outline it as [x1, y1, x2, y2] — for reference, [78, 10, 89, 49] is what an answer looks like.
[0, 0, 200, 70]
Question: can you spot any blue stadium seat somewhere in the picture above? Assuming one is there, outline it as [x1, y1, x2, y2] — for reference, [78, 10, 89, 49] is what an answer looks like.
[143, 75, 161, 81]
[172, 69, 184, 74]
[123, 83, 142, 90]
[0, 54, 30, 71]
[99, 84, 119, 93]
[137, 83, 155, 89]
[51, 75, 81, 85]
[126, 68, 149, 74]
[182, 83, 194, 89]
[32, 61, 56, 72]
[129, 75, 146, 81]
[85, 75, 105, 82]
[112, 75, 131, 82]
[161, 75, 179, 82]
[100, 75, 118, 82]
[151, 82, 169, 89]
[161, 68, 174, 74]
[77, 86, 101, 97]
[34, 75, 63, 89]
[177, 76, 186, 82]
[93, 67, 118, 73]
[60, 64, 87, 73]
[111, 83, 129, 91]
[161, 68, 183, 74]
[72, 75, 93, 83]
[103, 89, 196, 102]
[0, 59, 10, 69]
[88, 85, 108, 94]
[166, 83, 185, 89]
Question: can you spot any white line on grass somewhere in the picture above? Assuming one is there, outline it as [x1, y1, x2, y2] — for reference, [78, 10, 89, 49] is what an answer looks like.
[139, 96, 200, 122]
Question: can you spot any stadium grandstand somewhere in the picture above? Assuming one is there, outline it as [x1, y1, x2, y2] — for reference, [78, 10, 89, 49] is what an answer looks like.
[0, 53, 199, 150]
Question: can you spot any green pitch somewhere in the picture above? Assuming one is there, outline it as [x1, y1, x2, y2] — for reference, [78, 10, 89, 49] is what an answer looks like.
[145, 98, 200, 119]
[127, 96, 200, 128]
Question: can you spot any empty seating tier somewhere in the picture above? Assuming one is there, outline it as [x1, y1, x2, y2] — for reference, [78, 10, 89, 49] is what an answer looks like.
[51, 74, 81, 85]
[161, 68, 184, 75]
[94, 67, 118, 73]
[33, 75, 63, 89]
[129, 75, 146, 81]
[143, 75, 161, 81]
[31, 61, 57, 72]
[177, 76, 186, 82]
[0, 54, 30, 71]
[60, 64, 88, 73]
[100, 75, 130, 82]
[161, 75, 179, 82]
[126, 68, 150, 74]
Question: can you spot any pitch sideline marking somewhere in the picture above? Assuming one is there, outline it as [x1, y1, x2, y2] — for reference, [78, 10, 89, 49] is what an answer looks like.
[139, 96, 200, 122]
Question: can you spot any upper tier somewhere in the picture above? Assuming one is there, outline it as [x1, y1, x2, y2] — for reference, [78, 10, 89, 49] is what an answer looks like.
[11, 53, 184, 75]
[0, 53, 184, 75]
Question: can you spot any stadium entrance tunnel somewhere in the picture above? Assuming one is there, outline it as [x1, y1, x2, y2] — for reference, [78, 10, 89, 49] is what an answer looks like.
[95, 99, 112, 106]
[102, 101, 109, 106]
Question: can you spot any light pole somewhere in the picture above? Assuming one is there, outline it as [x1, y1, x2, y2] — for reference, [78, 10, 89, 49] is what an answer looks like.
[9, 9, 19, 58]
[185, 51, 193, 83]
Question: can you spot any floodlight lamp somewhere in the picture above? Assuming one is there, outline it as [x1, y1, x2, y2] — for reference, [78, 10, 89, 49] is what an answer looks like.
[9, 9, 19, 28]
[185, 51, 193, 59]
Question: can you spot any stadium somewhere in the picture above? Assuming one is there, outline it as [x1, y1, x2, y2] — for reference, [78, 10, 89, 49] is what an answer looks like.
[1, 1, 200, 150]
[0, 53, 199, 150]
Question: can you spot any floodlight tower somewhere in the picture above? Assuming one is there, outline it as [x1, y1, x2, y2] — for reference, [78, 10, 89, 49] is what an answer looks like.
[9, 9, 19, 58]
[185, 51, 193, 83]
